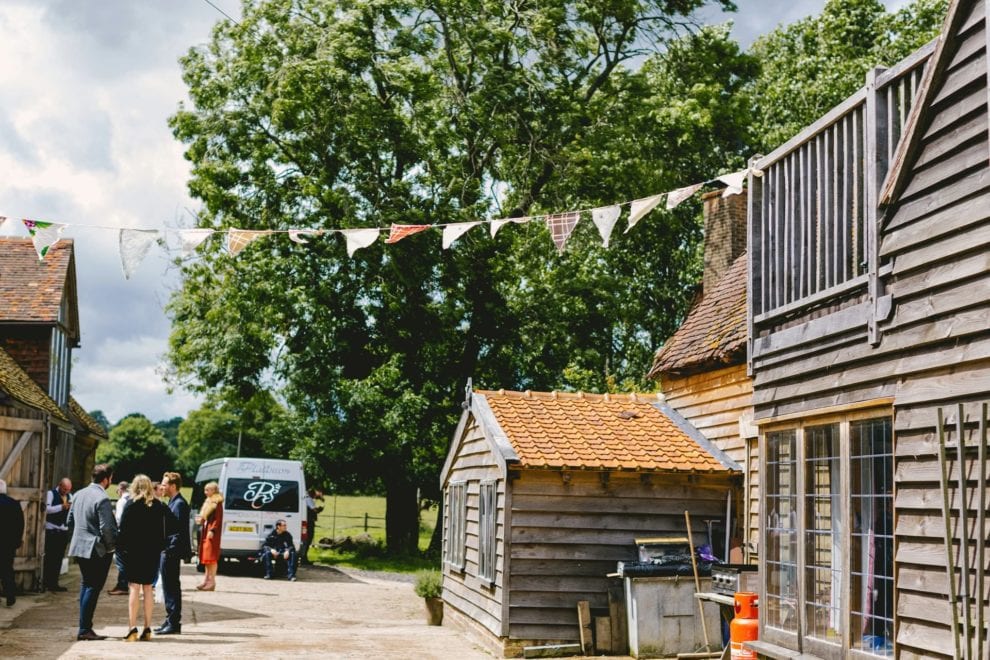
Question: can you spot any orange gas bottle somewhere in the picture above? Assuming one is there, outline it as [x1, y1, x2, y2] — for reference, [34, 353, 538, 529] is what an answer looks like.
[730, 591, 759, 660]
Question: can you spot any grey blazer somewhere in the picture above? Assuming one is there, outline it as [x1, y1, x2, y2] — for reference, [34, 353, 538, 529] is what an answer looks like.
[67, 483, 118, 559]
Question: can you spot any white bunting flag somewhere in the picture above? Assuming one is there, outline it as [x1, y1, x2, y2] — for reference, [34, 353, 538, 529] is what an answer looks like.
[546, 212, 580, 254]
[591, 205, 621, 248]
[625, 194, 664, 233]
[227, 229, 271, 256]
[22, 220, 67, 260]
[666, 183, 703, 210]
[340, 228, 380, 257]
[490, 216, 531, 238]
[718, 169, 748, 197]
[178, 228, 213, 256]
[0, 216, 6, 230]
[289, 230, 320, 244]
[442, 222, 480, 249]
[119, 229, 160, 280]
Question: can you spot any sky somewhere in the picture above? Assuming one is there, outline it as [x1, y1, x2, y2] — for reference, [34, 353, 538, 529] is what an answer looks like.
[0, 0, 911, 425]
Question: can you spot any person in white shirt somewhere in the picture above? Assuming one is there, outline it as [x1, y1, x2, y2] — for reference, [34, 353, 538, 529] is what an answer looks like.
[43, 477, 72, 592]
[108, 482, 131, 595]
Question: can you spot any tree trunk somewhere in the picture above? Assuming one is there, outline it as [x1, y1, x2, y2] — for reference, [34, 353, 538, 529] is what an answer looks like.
[425, 494, 444, 559]
[385, 477, 419, 555]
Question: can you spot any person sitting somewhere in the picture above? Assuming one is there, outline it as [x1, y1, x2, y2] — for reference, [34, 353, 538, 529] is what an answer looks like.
[260, 520, 297, 581]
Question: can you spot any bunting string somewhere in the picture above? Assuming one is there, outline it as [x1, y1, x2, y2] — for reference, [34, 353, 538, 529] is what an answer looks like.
[1, 168, 754, 277]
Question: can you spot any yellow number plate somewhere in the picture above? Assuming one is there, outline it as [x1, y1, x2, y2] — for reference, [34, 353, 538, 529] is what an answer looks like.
[228, 525, 254, 532]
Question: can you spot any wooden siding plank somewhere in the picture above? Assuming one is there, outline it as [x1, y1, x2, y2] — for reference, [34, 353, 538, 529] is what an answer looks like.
[932, 47, 987, 108]
[0, 417, 44, 433]
[896, 362, 990, 406]
[881, 188, 990, 256]
[892, 217, 990, 274]
[898, 138, 989, 201]
[912, 98, 988, 171]
[751, 302, 870, 360]
[892, 240, 990, 298]
[888, 148, 990, 231]
[923, 83, 987, 140]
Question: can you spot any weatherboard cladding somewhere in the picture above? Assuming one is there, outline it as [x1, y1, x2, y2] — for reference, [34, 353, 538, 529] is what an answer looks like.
[648, 252, 747, 377]
[475, 389, 736, 473]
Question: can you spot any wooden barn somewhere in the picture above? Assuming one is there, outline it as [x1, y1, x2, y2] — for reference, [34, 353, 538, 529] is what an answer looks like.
[648, 190, 759, 562]
[743, 1, 990, 656]
[0, 238, 106, 591]
[440, 386, 740, 656]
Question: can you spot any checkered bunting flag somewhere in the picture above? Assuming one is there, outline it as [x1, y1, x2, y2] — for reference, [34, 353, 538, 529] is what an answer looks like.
[386, 224, 431, 244]
[545, 212, 580, 254]
[227, 229, 272, 256]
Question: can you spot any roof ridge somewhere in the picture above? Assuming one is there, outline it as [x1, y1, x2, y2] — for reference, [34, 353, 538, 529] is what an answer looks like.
[476, 388, 662, 403]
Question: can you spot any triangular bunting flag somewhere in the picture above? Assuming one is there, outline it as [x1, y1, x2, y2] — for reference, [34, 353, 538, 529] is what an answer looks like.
[666, 183, 703, 210]
[625, 194, 664, 233]
[119, 229, 160, 280]
[490, 216, 531, 238]
[289, 230, 321, 244]
[591, 206, 621, 248]
[545, 212, 580, 254]
[340, 228, 380, 257]
[718, 169, 748, 197]
[386, 224, 431, 244]
[227, 229, 271, 256]
[442, 222, 480, 249]
[178, 228, 213, 256]
[0, 216, 6, 229]
[22, 219, 67, 260]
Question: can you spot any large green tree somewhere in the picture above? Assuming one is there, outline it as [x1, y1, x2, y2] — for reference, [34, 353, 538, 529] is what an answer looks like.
[166, 0, 761, 554]
[95, 415, 178, 483]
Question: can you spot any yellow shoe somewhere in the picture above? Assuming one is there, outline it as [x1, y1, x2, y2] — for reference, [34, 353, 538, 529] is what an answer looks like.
[124, 628, 139, 642]
[140, 627, 152, 641]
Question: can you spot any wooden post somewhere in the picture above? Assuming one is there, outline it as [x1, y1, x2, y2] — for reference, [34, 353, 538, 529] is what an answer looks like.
[938, 408, 963, 660]
[864, 66, 887, 346]
[594, 616, 611, 654]
[959, 404, 973, 660]
[576, 600, 593, 655]
[685, 511, 712, 652]
[977, 403, 987, 660]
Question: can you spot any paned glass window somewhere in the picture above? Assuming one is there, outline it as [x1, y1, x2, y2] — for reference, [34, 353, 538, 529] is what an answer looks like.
[478, 481, 497, 582]
[444, 482, 466, 570]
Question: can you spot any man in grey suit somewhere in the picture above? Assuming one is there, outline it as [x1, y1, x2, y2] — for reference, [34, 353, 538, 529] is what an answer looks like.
[66, 464, 117, 641]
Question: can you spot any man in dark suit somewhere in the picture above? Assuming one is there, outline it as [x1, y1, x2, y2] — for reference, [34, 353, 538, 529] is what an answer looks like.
[156, 471, 191, 635]
[66, 464, 117, 640]
[0, 478, 25, 607]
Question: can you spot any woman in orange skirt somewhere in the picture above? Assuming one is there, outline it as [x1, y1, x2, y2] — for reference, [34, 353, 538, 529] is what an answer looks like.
[195, 481, 224, 591]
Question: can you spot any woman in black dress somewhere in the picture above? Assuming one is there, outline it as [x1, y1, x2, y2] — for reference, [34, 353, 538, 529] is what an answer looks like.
[117, 474, 168, 641]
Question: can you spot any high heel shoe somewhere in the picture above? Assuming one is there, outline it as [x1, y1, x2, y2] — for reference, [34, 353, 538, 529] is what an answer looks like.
[124, 627, 139, 642]
[140, 627, 152, 641]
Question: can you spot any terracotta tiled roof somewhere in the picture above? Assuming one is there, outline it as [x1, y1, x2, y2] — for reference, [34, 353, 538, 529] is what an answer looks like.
[0, 345, 70, 422]
[69, 397, 108, 438]
[477, 389, 733, 472]
[0, 237, 76, 330]
[648, 252, 747, 378]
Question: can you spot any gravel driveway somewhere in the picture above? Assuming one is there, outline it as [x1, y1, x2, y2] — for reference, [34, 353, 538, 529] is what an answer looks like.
[0, 561, 491, 659]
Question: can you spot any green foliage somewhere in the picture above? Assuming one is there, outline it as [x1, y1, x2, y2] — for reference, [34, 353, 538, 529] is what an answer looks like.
[87, 410, 111, 434]
[155, 417, 183, 451]
[749, 0, 948, 150]
[413, 569, 443, 598]
[95, 415, 177, 482]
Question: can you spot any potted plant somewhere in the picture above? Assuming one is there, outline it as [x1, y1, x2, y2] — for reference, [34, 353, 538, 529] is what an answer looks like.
[414, 570, 443, 625]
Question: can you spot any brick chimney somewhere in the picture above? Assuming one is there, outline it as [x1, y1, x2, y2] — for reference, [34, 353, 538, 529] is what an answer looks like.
[702, 189, 747, 295]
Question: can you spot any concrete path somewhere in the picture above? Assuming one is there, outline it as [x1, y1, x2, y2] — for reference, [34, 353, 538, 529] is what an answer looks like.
[0, 561, 492, 659]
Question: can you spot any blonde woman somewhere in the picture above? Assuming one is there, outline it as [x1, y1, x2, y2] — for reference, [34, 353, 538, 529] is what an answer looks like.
[195, 482, 224, 591]
[116, 474, 168, 641]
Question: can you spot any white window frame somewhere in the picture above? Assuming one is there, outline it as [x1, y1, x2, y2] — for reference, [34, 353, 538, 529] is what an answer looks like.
[444, 482, 466, 571]
[760, 409, 893, 660]
[478, 480, 497, 584]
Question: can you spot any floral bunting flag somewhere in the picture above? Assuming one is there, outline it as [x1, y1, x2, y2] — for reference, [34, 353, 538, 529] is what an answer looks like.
[178, 228, 213, 256]
[718, 169, 747, 197]
[666, 183, 703, 210]
[386, 224, 431, 244]
[490, 216, 531, 238]
[340, 228, 380, 257]
[546, 212, 580, 254]
[289, 230, 321, 244]
[227, 229, 272, 256]
[591, 205, 621, 248]
[119, 229, 160, 280]
[625, 194, 664, 233]
[442, 221, 480, 249]
[22, 219, 67, 260]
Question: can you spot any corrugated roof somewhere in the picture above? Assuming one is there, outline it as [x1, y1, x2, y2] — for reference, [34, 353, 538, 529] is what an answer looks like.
[477, 389, 733, 473]
[0, 237, 78, 336]
[648, 252, 747, 378]
[0, 345, 70, 422]
[69, 397, 108, 438]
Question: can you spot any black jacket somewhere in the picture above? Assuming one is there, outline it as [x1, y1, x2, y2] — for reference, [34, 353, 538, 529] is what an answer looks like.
[164, 493, 192, 561]
[262, 530, 295, 554]
[0, 493, 24, 551]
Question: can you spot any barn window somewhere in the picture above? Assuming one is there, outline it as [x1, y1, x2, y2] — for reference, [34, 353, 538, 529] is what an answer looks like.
[761, 412, 892, 658]
[445, 482, 466, 571]
[478, 480, 497, 583]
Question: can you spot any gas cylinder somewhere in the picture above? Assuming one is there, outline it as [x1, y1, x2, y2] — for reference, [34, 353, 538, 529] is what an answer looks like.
[730, 591, 759, 659]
